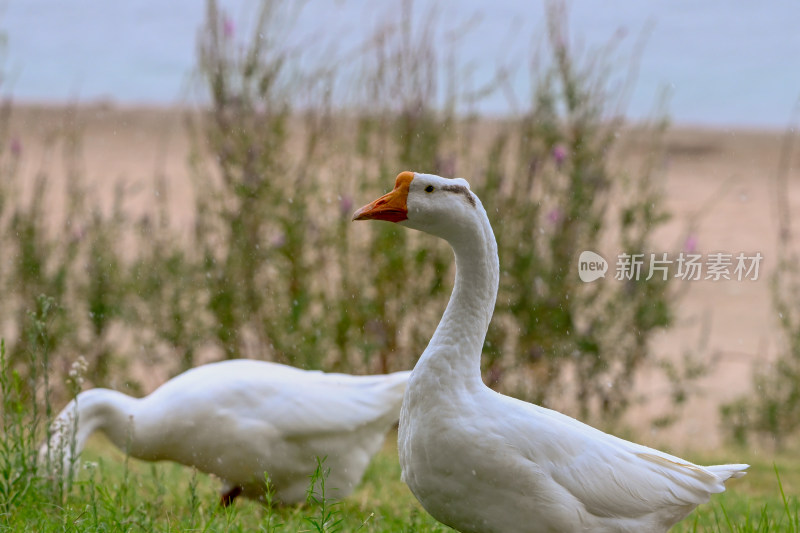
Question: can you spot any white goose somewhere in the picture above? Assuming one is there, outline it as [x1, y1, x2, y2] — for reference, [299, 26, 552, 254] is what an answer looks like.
[353, 171, 747, 533]
[41, 359, 410, 505]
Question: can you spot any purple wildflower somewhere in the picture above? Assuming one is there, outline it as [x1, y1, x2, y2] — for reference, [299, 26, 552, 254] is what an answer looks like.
[271, 232, 286, 249]
[552, 144, 567, 166]
[339, 195, 353, 218]
[222, 15, 234, 39]
[70, 223, 86, 244]
[10, 137, 21, 157]
[684, 234, 698, 254]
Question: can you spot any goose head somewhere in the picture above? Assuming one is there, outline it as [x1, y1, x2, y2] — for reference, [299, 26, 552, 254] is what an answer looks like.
[352, 171, 481, 243]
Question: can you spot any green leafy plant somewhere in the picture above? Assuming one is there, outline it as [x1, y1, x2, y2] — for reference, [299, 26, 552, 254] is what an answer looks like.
[0, 0, 692, 470]
[463, 4, 676, 422]
[305, 456, 343, 533]
[720, 110, 800, 449]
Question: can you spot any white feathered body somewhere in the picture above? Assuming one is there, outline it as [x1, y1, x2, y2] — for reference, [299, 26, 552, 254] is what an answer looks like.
[354, 172, 747, 533]
[44, 360, 410, 503]
[400, 369, 744, 533]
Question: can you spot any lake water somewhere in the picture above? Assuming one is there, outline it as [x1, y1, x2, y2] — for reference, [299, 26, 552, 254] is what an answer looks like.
[4, 0, 800, 127]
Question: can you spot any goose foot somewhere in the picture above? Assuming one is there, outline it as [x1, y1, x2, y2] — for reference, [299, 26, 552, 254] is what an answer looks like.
[220, 485, 243, 507]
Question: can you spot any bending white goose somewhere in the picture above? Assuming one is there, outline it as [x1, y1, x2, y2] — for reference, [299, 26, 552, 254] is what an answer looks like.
[353, 171, 747, 533]
[41, 359, 410, 505]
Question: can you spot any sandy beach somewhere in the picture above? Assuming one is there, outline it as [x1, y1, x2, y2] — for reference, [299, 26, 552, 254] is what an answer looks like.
[7, 104, 800, 450]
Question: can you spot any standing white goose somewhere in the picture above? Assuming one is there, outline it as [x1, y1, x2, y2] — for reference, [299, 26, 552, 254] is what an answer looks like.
[41, 359, 410, 505]
[353, 171, 747, 533]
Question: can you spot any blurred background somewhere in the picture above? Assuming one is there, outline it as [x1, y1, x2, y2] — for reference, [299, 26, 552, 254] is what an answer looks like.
[2, 0, 800, 454]
[5, 0, 800, 125]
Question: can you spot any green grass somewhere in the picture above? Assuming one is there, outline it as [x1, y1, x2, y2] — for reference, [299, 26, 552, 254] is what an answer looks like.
[671, 451, 800, 533]
[1, 432, 450, 532]
[3, 429, 798, 532]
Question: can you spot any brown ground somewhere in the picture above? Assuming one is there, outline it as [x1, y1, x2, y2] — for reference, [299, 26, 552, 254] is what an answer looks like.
[634, 127, 800, 449]
[7, 104, 800, 451]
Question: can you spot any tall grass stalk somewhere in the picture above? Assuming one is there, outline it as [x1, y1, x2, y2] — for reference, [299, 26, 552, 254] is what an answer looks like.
[305, 456, 343, 533]
[776, 464, 799, 533]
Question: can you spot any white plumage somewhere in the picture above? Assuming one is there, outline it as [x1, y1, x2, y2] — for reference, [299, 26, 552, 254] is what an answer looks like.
[353, 171, 747, 533]
[41, 360, 410, 504]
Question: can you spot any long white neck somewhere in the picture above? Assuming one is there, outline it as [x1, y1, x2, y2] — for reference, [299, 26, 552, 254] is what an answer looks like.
[416, 207, 499, 384]
[41, 389, 139, 472]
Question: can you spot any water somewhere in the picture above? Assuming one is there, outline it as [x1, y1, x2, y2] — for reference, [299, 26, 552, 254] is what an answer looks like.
[3, 0, 800, 127]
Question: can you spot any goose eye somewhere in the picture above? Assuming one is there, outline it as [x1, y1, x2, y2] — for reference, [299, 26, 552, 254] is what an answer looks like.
[425, 185, 435, 193]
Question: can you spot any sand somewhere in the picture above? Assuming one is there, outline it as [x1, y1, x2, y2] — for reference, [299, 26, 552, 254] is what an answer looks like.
[6, 104, 800, 450]
[634, 126, 800, 449]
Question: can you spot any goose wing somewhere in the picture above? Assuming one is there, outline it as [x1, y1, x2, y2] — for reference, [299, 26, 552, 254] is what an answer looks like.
[501, 395, 745, 519]
[148, 360, 409, 438]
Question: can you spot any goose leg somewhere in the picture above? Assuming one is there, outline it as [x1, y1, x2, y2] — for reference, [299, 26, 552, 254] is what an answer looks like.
[220, 485, 243, 507]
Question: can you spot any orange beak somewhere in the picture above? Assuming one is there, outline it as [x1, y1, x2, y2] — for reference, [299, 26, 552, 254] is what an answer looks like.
[352, 171, 414, 223]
